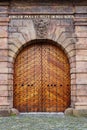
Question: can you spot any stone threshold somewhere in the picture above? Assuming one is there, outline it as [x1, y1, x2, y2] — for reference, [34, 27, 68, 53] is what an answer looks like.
[20, 112, 64, 116]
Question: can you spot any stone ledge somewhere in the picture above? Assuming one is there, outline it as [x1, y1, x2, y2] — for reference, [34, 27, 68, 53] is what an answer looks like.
[0, 110, 10, 117]
[0, 108, 19, 117]
[73, 109, 87, 117]
[65, 107, 87, 117]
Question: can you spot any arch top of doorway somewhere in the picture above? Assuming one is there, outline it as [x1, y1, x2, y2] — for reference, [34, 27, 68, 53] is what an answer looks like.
[8, 36, 76, 66]
[14, 39, 69, 62]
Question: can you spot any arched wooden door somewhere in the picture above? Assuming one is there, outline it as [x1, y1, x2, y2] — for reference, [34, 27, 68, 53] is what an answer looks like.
[13, 42, 70, 112]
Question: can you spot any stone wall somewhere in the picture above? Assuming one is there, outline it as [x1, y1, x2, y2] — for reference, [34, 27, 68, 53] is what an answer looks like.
[0, 0, 87, 111]
[75, 15, 87, 109]
[0, 2, 10, 111]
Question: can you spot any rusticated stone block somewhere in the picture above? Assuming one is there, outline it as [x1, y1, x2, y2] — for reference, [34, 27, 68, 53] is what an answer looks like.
[8, 62, 13, 68]
[8, 39, 22, 49]
[9, 44, 18, 53]
[0, 68, 8, 73]
[0, 104, 10, 110]
[68, 50, 76, 58]
[77, 89, 87, 96]
[0, 50, 8, 56]
[0, 23, 8, 26]
[70, 67, 76, 74]
[8, 79, 13, 85]
[8, 101, 13, 109]
[0, 17, 9, 22]
[0, 5, 8, 12]
[71, 79, 76, 85]
[63, 38, 73, 48]
[9, 50, 15, 58]
[76, 50, 87, 55]
[76, 44, 87, 50]
[76, 62, 87, 73]
[76, 73, 87, 84]
[71, 90, 76, 96]
[75, 26, 87, 32]
[0, 27, 8, 38]
[0, 26, 7, 31]
[8, 85, 13, 91]
[8, 90, 13, 97]
[0, 56, 8, 62]
[0, 74, 8, 84]
[71, 74, 76, 79]
[8, 74, 13, 80]
[8, 68, 13, 74]
[70, 62, 76, 69]
[9, 33, 26, 45]
[75, 102, 87, 109]
[8, 56, 14, 63]
[8, 96, 13, 101]
[75, 6, 87, 13]
[18, 27, 31, 42]
[76, 50, 87, 61]
[59, 32, 72, 42]
[76, 32, 87, 38]
[76, 55, 87, 61]
[69, 56, 76, 63]
[77, 96, 87, 102]
[71, 85, 77, 90]
[76, 38, 87, 46]
[0, 97, 8, 102]
[0, 90, 8, 96]
[0, 62, 8, 67]
[76, 85, 87, 90]
[66, 44, 75, 53]
[0, 85, 8, 91]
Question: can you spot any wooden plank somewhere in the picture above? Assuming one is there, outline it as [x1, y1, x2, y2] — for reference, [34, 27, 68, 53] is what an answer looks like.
[13, 42, 70, 112]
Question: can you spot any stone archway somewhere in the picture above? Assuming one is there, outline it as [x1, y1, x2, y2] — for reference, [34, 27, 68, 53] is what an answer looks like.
[8, 17, 77, 111]
[13, 40, 70, 112]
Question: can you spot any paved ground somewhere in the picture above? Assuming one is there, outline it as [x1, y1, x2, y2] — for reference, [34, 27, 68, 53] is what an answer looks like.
[0, 114, 87, 130]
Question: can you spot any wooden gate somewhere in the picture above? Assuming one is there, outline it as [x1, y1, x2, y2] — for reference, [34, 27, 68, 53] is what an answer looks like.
[13, 42, 70, 112]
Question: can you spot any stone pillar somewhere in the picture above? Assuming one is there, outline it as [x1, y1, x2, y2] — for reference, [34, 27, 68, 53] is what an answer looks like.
[75, 15, 87, 109]
[0, 2, 10, 112]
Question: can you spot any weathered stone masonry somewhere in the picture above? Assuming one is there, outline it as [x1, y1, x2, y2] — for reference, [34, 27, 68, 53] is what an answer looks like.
[0, 0, 87, 113]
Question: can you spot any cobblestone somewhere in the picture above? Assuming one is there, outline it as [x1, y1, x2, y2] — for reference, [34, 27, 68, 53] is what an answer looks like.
[0, 114, 87, 130]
